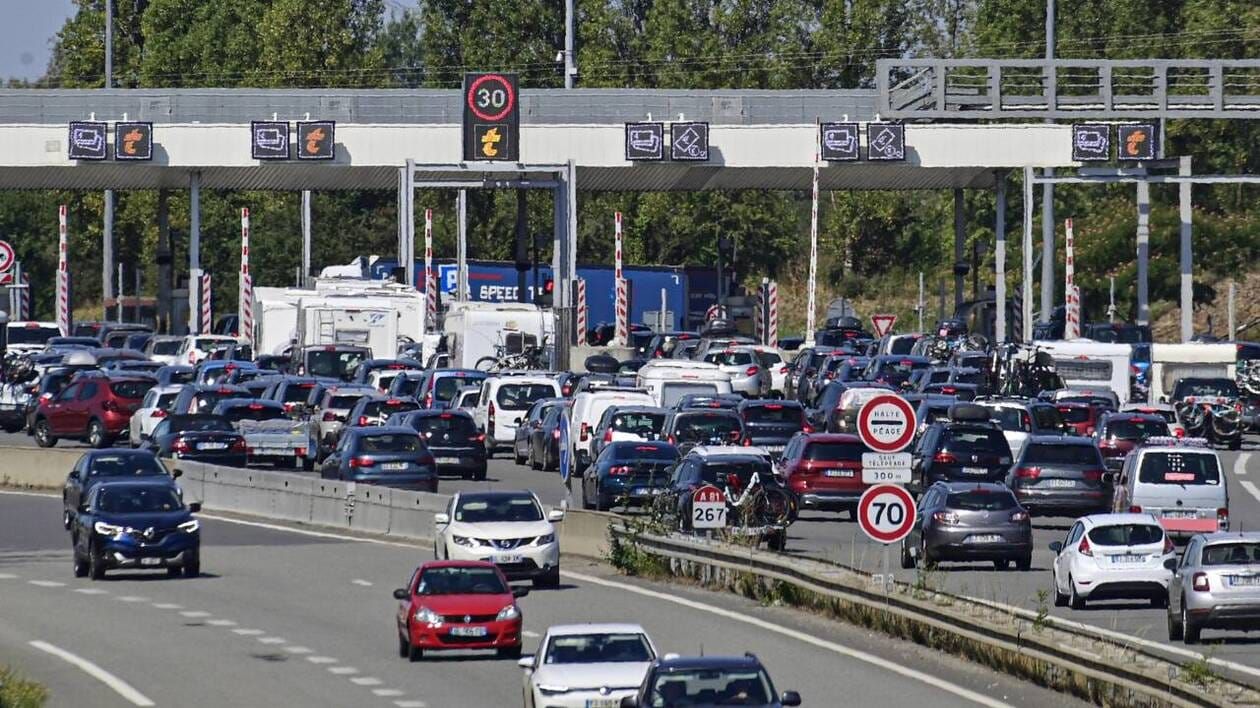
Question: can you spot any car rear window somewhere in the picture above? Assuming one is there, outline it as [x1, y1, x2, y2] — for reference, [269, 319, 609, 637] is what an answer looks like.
[1057, 406, 1091, 423]
[358, 434, 421, 454]
[191, 391, 237, 413]
[943, 428, 1008, 454]
[307, 350, 365, 379]
[1138, 452, 1221, 485]
[365, 400, 419, 417]
[496, 383, 557, 410]
[1023, 444, 1102, 466]
[1202, 543, 1260, 566]
[989, 407, 1032, 432]
[1105, 418, 1170, 440]
[700, 460, 770, 486]
[803, 442, 864, 462]
[611, 444, 678, 462]
[743, 404, 803, 424]
[329, 394, 368, 409]
[674, 414, 741, 442]
[1032, 407, 1064, 430]
[281, 383, 316, 403]
[109, 380, 153, 399]
[433, 373, 486, 402]
[704, 351, 754, 366]
[221, 405, 285, 422]
[412, 414, 478, 437]
[662, 383, 719, 408]
[151, 339, 181, 355]
[7, 325, 59, 345]
[610, 412, 665, 436]
[156, 392, 180, 410]
[1087, 524, 1163, 546]
[946, 490, 1017, 511]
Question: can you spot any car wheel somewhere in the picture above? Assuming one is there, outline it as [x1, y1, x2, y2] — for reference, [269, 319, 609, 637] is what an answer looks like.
[1068, 576, 1086, 610]
[899, 540, 916, 569]
[533, 566, 560, 589]
[1150, 592, 1167, 609]
[34, 419, 57, 448]
[408, 638, 424, 662]
[88, 542, 106, 580]
[919, 537, 936, 569]
[183, 551, 200, 578]
[1167, 603, 1184, 641]
[513, 445, 527, 466]
[87, 419, 109, 449]
[580, 481, 593, 510]
[1182, 605, 1201, 644]
[474, 466, 487, 482]
[527, 445, 539, 470]
[72, 545, 88, 578]
[398, 632, 409, 658]
[496, 645, 522, 660]
[167, 565, 183, 578]
[1052, 569, 1068, 607]
[1016, 554, 1032, 572]
[62, 509, 73, 530]
[766, 531, 787, 552]
[993, 558, 1011, 571]
[593, 483, 611, 512]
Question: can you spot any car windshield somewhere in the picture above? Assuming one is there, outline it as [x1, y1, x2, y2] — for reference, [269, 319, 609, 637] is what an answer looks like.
[1174, 379, 1239, 399]
[221, 405, 285, 422]
[86, 454, 166, 478]
[989, 407, 1032, 432]
[610, 412, 665, 436]
[1202, 543, 1260, 566]
[1023, 444, 1101, 466]
[610, 444, 678, 462]
[96, 486, 183, 514]
[1056, 406, 1091, 423]
[648, 668, 775, 707]
[662, 383, 718, 408]
[358, 434, 421, 454]
[544, 633, 654, 664]
[743, 405, 801, 424]
[1105, 418, 1169, 441]
[1138, 452, 1221, 485]
[496, 383, 556, 410]
[7, 325, 59, 345]
[943, 428, 1008, 454]
[675, 414, 741, 443]
[170, 416, 233, 433]
[1088, 524, 1163, 546]
[307, 350, 365, 379]
[415, 566, 507, 595]
[412, 414, 478, 437]
[455, 495, 543, 523]
[704, 351, 755, 366]
[434, 374, 485, 403]
[109, 380, 153, 399]
[946, 490, 1017, 511]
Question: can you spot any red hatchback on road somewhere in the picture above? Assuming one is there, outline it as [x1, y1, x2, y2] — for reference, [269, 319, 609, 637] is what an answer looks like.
[777, 433, 872, 519]
[393, 560, 527, 662]
[33, 375, 154, 448]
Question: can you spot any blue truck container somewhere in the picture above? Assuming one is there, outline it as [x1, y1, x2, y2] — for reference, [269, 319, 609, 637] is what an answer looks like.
[369, 259, 702, 331]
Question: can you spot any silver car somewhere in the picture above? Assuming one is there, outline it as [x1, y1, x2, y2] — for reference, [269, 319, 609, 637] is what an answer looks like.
[1167, 532, 1260, 644]
[702, 346, 766, 398]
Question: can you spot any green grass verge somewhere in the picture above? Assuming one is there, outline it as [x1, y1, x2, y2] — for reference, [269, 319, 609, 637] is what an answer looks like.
[0, 665, 47, 708]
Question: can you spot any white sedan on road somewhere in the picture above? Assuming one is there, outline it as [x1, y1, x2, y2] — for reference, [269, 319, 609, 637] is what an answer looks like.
[435, 490, 563, 588]
[1050, 512, 1175, 609]
[520, 623, 658, 708]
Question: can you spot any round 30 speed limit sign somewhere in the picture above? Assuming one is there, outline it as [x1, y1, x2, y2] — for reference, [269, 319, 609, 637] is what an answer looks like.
[857, 484, 916, 544]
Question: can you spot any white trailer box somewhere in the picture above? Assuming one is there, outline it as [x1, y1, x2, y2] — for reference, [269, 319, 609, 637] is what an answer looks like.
[1150, 343, 1237, 403]
[295, 295, 399, 360]
[253, 287, 302, 356]
[635, 360, 733, 408]
[442, 302, 554, 370]
[1035, 339, 1133, 405]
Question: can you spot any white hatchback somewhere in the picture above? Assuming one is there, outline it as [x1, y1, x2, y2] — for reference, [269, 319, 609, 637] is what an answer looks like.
[128, 384, 185, 446]
[519, 623, 658, 708]
[435, 490, 564, 589]
[1049, 512, 1175, 609]
[474, 375, 561, 455]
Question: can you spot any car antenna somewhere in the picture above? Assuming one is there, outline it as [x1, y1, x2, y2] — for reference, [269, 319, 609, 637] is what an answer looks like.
[699, 643, 704, 656]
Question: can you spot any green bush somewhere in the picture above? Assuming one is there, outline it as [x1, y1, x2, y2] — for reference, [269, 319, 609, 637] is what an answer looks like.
[0, 665, 47, 708]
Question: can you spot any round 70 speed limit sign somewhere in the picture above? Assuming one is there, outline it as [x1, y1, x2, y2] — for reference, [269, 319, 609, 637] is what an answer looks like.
[857, 484, 916, 544]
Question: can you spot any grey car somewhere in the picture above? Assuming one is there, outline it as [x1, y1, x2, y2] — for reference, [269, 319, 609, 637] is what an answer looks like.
[1167, 532, 1260, 644]
[1008, 436, 1110, 517]
[701, 346, 767, 398]
[901, 481, 1033, 571]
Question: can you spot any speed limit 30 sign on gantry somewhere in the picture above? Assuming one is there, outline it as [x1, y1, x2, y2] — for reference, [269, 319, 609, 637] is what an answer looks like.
[463, 72, 520, 161]
[857, 484, 916, 544]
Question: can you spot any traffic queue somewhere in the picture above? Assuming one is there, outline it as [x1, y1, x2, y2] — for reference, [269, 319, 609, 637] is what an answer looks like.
[2, 304, 1259, 706]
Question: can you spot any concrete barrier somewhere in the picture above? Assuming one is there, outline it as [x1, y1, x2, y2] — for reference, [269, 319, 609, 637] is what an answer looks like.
[556, 509, 616, 559]
[0, 446, 88, 489]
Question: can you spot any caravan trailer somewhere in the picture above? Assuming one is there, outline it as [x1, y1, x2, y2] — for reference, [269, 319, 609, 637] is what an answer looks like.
[1149, 343, 1237, 403]
[1036, 339, 1133, 405]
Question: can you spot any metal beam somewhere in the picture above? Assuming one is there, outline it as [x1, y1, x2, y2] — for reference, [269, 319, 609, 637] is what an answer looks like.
[1031, 174, 1260, 185]
[1022, 166, 1034, 343]
[994, 172, 1007, 343]
[103, 189, 114, 304]
[1040, 172, 1054, 323]
[953, 189, 965, 309]
[189, 171, 201, 272]
[1178, 156, 1193, 342]
[1135, 179, 1151, 326]
[301, 190, 312, 287]
[456, 190, 467, 302]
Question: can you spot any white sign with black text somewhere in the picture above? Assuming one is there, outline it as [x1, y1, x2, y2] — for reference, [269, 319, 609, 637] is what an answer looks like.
[861, 452, 912, 484]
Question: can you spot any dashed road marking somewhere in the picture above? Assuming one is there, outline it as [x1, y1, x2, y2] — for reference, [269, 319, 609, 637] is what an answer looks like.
[1234, 452, 1251, 477]
[0, 573, 18, 579]
[207, 619, 237, 627]
[373, 689, 405, 697]
[28, 580, 64, 588]
[1242, 480, 1260, 505]
[284, 646, 313, 654]
[351, 677, 382, 686]
[352, 579, 373, 587]
[74, 588, 108, 595]
[152, 603, 183, 610]
[179, 611, 211, 618]
[306, 656, 338, 664]
[231, 628, 265, 636]
[522, 630, 540, 638]
[394, 701, 427, 708]
[116, 596, 148, 603]
[257, 637, 286, 645]
[328, 666, 359, 675]
[29, 640, 155, 707]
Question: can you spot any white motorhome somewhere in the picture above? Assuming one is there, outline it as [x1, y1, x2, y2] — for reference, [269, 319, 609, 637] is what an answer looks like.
[1036, 339, 1133, 405]
[312, 278, 426, 343]
[295, 295, 399, 360]
[252, 286, 303, 356]
[635, 360, 733, 408]
[441, 302, 554, 370]
[1149, 343, 1237, 403]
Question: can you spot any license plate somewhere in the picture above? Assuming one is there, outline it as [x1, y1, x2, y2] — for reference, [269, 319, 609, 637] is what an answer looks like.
[1163, 510, 1196, 519]
[1229, 575, 1260, 587]
[140, 557, 162, 567]
[964, 534, 1003, 544]
[493, 554, 522, 564]
[586, 700, 621, 708]
[1110, 554, 1145, 563]
[1044, 479, 1075, 488]
[449, 626, 488, 637]
[963, 467, 988, 475]
[198, 442, 228, 450]
[434, 457, 460, 464]
[632, 487, 650, 496]
[764, 445, 784, 453]
[382, 462, 408, 470]
[823, 469, 854, 477]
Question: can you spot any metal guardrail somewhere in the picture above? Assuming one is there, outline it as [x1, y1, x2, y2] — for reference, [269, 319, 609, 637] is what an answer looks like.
[876, 59, 1260, 119]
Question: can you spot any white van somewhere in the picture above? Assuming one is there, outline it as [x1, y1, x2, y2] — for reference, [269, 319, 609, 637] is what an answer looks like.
[1149, 343, 1236, 404]
[569, 388, 656, 472]
[635, 360, 733, 408]
[1112, 438, 1228, 542]
[474, 374, 561, 456]
[1036, 339, 1132, 405]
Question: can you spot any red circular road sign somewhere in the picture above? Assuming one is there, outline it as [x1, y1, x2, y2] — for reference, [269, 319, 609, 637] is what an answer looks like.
[857, 484, 916, 544]
[856, 393, 916, 454]
[466, 74, 516, 122]
[692, 484, 725, 505]
[0, 240, 13, 273]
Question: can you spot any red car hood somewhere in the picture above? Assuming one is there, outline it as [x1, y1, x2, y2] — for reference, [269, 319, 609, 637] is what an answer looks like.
[412, 593, 514, 616]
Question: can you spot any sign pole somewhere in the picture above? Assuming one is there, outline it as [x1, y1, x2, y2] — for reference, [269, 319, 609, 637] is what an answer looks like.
[1064, 217, 1079, 339]
[239, 208, 253, 343]
[424, 208, 434, 333]
[613, 212, 627, 347]
[805, 121, 820, 348]
[56, 205, 70, 336]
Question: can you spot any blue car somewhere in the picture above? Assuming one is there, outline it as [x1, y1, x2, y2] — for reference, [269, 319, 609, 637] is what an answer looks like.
[319, 426, 439, 492]
[71, 480, 202, 580]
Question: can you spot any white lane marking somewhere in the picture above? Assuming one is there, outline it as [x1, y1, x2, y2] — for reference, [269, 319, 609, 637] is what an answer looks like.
[116, 596, 148, 603]
[28, 580, 65, 588]
[0, 572, 18, 579]
[1234, 452, 1251, 477]
[197, 512, 431, 549]
[73, 588, 108, 595]
[394, 701, 427, 708]
[522, 630, 540, 638]
[179, 611, 211, 618]
[563, 569, 1013, 708]
[284, 645, 314, 655]
[306, 656, 339, 664]
[1241, 480, 1260, 505]
[328, 666, 359, 675]
[351, 677, 383, 686]
[257, 637, 286, 645]
[231, 628, 264, 636]
[352, 579, 373, 586]
[152, 603, 183, 610]
[29, 640, 155, 707]
[373, 689, 405, 697]
[206, 619, 237, 627]
[0, 490, 57, 498]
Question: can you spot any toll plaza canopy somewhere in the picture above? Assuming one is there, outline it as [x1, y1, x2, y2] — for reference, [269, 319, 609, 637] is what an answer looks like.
[0, 88, 1077, 191]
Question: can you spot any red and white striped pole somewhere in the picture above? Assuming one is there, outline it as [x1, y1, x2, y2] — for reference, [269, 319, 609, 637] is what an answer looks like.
[575, 278, 588, 345]
[423, 208, 434, 333]
[767, 280, 779, 348]
[1064, 218, 1080, 340]
[239, 208, 253, 343]
[56, 205, 70, 336]
[200, 273, 212, 335]
[613, 212, 628, 346]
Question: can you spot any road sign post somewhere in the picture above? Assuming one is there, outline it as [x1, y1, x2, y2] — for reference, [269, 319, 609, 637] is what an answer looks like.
[691, 485, 727, 532]
[858, 483, 917, 598]
[558, 412, 572, 489]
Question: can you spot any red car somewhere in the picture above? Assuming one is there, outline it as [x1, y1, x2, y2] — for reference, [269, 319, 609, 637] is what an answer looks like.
[33, 375, 154, 449]
[393, 560, 527, 661]
[777, 433, 871, 518]
[1055, 402, 1101, 437]
[1093, 412, 1170, 472]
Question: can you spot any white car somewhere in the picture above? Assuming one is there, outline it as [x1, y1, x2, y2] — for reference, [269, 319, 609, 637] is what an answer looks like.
[570, 388, 656, 473]
[128, 384, 185, 446]
[474, 375, 561, 456]
[749, 346, 789, 397]
[1049, 512, 1175, 609]
[176, 334, 241, 366]
[520, 624, 658, 708]
[435, 490, 564, 588]
[143, 335, 185, 367]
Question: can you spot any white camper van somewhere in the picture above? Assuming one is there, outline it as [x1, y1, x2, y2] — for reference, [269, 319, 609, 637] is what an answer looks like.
[1149, 343, 1237, 404]
[442, 302, 554, 370]
[1036, 339, 1133, 405]
[635, 360, 734, 408]
[295, 295, 399, 360]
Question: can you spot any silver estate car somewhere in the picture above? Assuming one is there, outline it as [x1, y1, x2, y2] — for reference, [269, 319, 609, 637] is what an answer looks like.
[1167, 532, 1260, 644]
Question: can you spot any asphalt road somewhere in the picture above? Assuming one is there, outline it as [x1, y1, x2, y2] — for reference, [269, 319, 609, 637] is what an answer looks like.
[0, 492, 1080, 708]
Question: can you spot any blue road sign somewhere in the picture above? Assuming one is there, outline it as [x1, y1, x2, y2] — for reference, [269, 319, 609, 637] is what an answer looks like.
[558, 413, 572, 484]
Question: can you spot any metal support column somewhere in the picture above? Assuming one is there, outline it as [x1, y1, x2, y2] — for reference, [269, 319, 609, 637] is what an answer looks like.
[1178, 156, 1193, 342]
[953, 189, 965, 309]
[397, 166, 405, 278]
[156, 190, 171, 332]
[1136, 178, 1151, 326]
[1022, 166, 1034, 342]
[189, 171, 201, 272]
[103, 190, 114, 305]
[456, 190, 468, 301]
[994, 172, 1007, 343]
[1040, 170, 1055, 323]
[301, 190, 312, 287]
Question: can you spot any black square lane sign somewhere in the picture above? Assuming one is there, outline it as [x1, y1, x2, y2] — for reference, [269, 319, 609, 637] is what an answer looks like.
[625, 122, 664, 161]
[472, 124, 514, 161]
[1117, 123, 1157, 161]
[670, 122, 709, 161]
[114, 122, 153, 161]
[1072, 124, 1111, 161]
[251, 121, 290, 160]
[297, 121, 336, 160]
[68, 121, 108, 160]
[820, 122, 859, 161]
[866, 123, 905, 161]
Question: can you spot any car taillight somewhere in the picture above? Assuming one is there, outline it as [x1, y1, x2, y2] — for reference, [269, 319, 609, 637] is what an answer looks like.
[932, 511, 959, 525]
[1082, 469, 1104, 482]
[745, 366, 759, 376]
[172, 439, 191, 454]
[102, 399, 120, 413]
[1218, 508, 1229, 531]
[349, 456, 375, 468]
[778, 365, 789, 374]
[1078, 537, 1093, 557]
[1014, 466, 1041, 479]
[1173, 428, 1185, 438]
[802, 423, 814, 434]
[603, 427, 613, 443]
[667, 435, 676, 445]
[323, 412, 337, 421]
[1129, 505, 1143, 513]
[488, 401, 496, 419]
[729, 429, 741, 440]
[1192, 572, 1210, 592]
[726, 473, 744, 494]
[231, 438, 247, 452]
[1010, 510, 1030, 522]
[357, 416, 369, 426]
[1164, 535, 1175, 554]
[472, 433, 486, 443]
[742, 437, 751, 447]
[151, 409, 167, 418]
[609, 465, 632, 476]
[580, 422, 589, 441]
[423, 392, 433, 408]
[933, 452, 957, 464]
[283, 402, 296, 412]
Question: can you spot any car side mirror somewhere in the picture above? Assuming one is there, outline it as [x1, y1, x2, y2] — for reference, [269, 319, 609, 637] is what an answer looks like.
[620, 697, 638, 708]
[1163, 558, 1178, 571]
[434, 512, 450, 525]
[392, 588, 409, 600]
[514, 417, 523, 425]
[188, 502, 201, 513]
[77, 502, 89, 514]
[781, 691, 802, 707]
[1102, 472, 1114, 486]
[512, 587, 530, 599]
[548, 509, 565, 523]
[1048, 541, 1063, 553]
[517, 655, 534, 670]
[171, 469, 183, 479]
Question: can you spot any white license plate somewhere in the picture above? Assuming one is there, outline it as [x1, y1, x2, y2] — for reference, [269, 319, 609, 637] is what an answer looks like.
[823, 469, 854, 478]
[1110, 554, 1145, 563]
[493, 554, 523, 564]
[1229, 575, 1260, 587]
[632, 487, 659, 496]
[1044, 479, 1076, 488]
[964, 534, 1003, 544]
[764, 445, 784, 453]
[382, 462, 408, 470]
[198, 442, 228, 450]
[140, 557, 162, 567]
[1163, 510, 1196, 519]
[449, 626, 488, 637]
[434, 457, 460, 464]
[586, 700, 621, 708]
[962, 467, 988, 475]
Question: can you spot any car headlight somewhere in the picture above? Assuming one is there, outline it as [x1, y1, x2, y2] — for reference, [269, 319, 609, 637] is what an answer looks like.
[93, 521, 124, 537]
[414, 607, 442, 625]
[536, 684, 569, 696]
[534, 533, 555, 546]
[496, 604, 520, 621]
[178, 519, 200, 533]
[452, 535, 478, 547]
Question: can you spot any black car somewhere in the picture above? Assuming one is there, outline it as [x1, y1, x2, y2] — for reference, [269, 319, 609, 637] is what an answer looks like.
[737, 400, 808, 454]
[320, 426, 439, 492]
[621, 653, 800, 708]
[147, 414, 248, 467]
[662, 448, 794, 549]
[662, 409, 744, 454]
[153, 365, 197, 387]
[62, 449, 175, 529]
[390, 410, 487, 480]
[254, 354, 291, 374]
[911, 406, 1013, 494]
[529, 402, 569, 471]
[388, 371, 428, 399]
[261, 376, 324, 417]
[1009, 435, 1110, 517]
[171, 384, 251, 416]
[70, 480, 201, 580]
[672, 393, 743, 411]
[347, 395, 421, 428]
[512, 397, 569, 467]
[582, 440, 679, 511]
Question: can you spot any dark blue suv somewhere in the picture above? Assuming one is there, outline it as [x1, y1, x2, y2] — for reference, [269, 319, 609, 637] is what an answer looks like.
[621, 653, 800, 707]
[71, 480, 202, 580]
